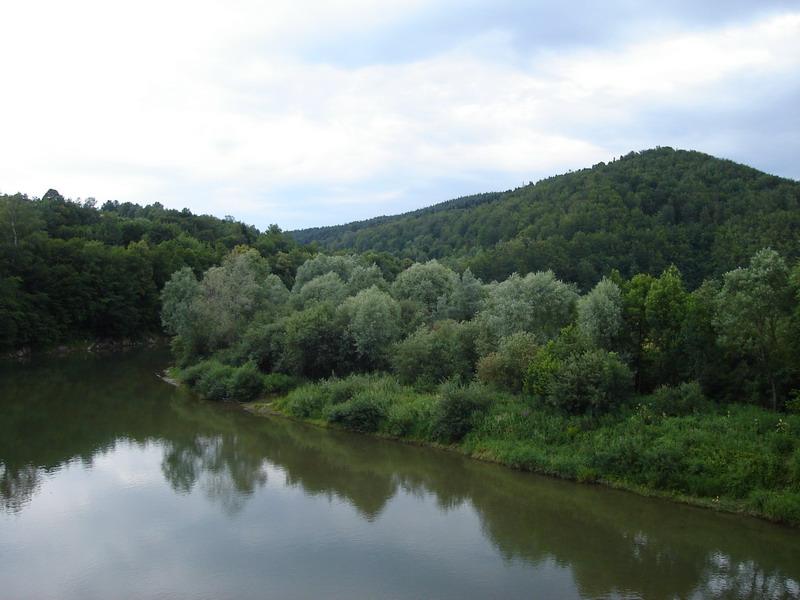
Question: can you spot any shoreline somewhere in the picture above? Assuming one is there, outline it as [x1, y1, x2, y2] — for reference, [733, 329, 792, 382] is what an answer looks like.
[242, 399, 798, 529]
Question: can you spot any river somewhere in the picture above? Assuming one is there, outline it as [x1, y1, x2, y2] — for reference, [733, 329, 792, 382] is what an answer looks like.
[1, 347, 798, 599]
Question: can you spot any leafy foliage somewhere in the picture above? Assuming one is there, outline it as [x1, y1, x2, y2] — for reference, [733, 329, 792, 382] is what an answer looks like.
[431, 380, 491, 442]
[292, 148, 800, 289]
[0, 191, 306, 353]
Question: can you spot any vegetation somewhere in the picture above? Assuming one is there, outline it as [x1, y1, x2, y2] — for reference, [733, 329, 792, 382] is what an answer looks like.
[160, 242, 800, 525]
[0, 190, 314, 353]
[292, 148, 800, 290]
[5, 148, 800, 525]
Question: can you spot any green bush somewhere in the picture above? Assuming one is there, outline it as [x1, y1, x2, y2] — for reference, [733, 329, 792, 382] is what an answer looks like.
[646, 381, 710, 416]
[545, 350, 632, 415]
[192, 360, 236, 400]
[324, 392, 386, 433]
[383, 398, 432, 438]
[432, 380, 491, 442]
[177, 361, 209, 387]
[323, 373, 382, 404]
[263, 373, 303, 395]
[284, 385, 330, 418]
[476, 332, 538, 392]
[390, 320, 478, 390]
[227, 361, 265, 402]
[749, 490, 800, 524]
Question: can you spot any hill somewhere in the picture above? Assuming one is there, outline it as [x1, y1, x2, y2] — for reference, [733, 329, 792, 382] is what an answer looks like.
[0, 190, 309, 353]
[291, 148, 800, 288]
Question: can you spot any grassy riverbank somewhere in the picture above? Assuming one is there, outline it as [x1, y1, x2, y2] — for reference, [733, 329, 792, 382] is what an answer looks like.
[249, 374, 800, 527]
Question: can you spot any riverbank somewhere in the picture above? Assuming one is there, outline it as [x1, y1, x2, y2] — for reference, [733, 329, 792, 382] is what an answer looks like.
[243, 374, 800, 528]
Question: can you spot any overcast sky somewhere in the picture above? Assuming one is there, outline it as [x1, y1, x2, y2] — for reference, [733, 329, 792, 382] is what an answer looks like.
[2, 1, 799, 231]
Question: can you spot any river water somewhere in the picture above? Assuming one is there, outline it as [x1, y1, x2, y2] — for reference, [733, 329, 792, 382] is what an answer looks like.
[1, 348, 798, 599]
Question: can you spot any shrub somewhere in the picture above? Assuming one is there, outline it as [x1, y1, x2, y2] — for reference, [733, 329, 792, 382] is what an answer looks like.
[646, 381, 709, 416]
[262, 373, 303, 395]
[383, 401, 425, 438]
[432, 380, 491, 442]
[284, 385, 330, 418]
[749, 490, 800, 524]
[545, 350, 632, 415]
[227, 361, 265, 402]
[476, 332, 538, 392]
[323, 374, 380, 404]
[324, 392, 386, 433]
[390, 320, 478, 390]
[192, 360, 236, 400]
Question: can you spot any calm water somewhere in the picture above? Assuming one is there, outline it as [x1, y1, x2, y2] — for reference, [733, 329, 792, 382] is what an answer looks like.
[1, 348, 798, 600]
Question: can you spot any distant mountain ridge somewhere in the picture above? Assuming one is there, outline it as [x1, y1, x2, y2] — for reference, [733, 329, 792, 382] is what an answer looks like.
[291, 147, 800, 288]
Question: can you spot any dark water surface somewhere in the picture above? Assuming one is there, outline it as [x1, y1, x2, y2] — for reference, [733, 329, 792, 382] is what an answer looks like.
[1, 348, 798, 599]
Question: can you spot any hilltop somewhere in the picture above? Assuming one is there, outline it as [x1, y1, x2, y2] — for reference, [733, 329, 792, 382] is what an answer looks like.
[292, 147, 800, 288]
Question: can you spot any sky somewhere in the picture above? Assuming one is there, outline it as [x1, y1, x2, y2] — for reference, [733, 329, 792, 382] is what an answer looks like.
[2, 1, 799, 231]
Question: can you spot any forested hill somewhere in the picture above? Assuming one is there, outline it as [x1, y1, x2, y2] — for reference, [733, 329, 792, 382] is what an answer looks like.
[0, 190, 311, 353]
[291, 148, 800, 289]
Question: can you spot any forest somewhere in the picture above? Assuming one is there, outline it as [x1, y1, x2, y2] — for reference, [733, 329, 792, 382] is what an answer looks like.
[293, 147, 800, 290]
[3, 147, 800, 524]
[0, 189, 313, 353]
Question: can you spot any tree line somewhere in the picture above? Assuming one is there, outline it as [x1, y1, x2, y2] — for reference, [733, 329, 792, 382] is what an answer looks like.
[161, 249, 800, 523]
[162, 249, 800, 413]
[292, 148, 800, 291]
[0, 190, 312, 352]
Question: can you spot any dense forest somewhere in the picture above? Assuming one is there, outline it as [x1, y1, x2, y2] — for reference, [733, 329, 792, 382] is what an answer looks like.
[0, 190, 313, 353]
[292, 148, 800, 290]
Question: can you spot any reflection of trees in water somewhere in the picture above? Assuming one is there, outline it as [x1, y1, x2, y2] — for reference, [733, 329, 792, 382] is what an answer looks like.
[0, 463, 41, 514]
[3, 348, 799, 599]
[253, 416, 800, 600]
[462, 462, 800, 600]
[161, 434, 267, 516]
[691, 553, 800, 600]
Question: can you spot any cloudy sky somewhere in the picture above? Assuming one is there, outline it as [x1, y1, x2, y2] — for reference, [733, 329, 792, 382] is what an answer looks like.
[2, 1, 799, 231]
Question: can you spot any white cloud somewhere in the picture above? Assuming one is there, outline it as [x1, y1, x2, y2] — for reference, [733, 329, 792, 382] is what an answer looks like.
[1, 2, 798, 229]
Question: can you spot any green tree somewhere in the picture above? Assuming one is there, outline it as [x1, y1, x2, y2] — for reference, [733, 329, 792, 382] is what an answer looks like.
[279, 301, 349, 378]
[340, 286, 402, 370]
[293, 271, 349, 308]
[391, 260, 458, 319]
[714, 249, 794, 410]
[391, 320, 478, 389]
[160, 267, 201, 336]
[479, 270, 578, 344]
[435, 268, 485, 322]
[576, 277, 623, 351]
[645, 265, 688, 386]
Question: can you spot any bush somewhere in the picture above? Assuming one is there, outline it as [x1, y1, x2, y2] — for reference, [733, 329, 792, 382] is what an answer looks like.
[646, 381, 710, 416]
[323, 374, 381, 404]
[545, 350, 632, 415]
[749, 490, 800, 524]
[383, 402, 421, 438]
[324, 392, 386, 433]
[390, 320, 478, 390]
[476, 332, 538, 392]
[227, 361, 265, 402]
[432, 380, 491, 442]
[263, 373, 303, 395]
[192, 360, 236, 400]
[284, 385, 330, 418]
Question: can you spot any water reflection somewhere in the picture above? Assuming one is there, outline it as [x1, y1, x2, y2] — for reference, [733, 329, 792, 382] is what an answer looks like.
[1, 348, 799, 600]
[161, 435, 268, 515]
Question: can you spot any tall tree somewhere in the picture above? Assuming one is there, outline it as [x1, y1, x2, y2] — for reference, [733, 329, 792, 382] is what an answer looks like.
[714, 249, 794, 410]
